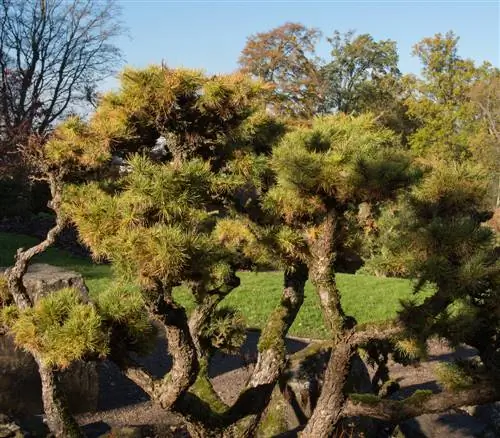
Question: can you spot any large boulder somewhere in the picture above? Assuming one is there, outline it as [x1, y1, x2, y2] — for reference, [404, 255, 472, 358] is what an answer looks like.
[0, 264, 98, 416]
[4, 263, 90, 302]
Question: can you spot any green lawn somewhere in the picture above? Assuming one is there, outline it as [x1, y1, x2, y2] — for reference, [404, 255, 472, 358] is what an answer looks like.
[1, 232, 421, 339]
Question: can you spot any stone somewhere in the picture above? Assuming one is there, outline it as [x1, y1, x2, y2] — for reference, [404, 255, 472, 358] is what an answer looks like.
[0, 264, 97, 415]
[1, 263, 90, 303]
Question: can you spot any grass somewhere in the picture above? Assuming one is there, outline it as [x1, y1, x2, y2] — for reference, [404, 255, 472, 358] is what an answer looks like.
[1, 232, 422, 339]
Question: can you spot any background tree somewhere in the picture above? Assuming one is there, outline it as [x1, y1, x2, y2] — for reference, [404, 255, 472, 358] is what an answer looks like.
[0, 0, 122, 215]
[469, 72, 500, 207]
[406, 31, 499, 206]
[320, 30, 400, 115]
[239, 22, 322, 118]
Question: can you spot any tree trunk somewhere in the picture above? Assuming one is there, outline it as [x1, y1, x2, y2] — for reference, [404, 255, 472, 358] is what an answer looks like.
[5, 174, 65, 310]
[302, 211, 356, 437]
[299, 332, 355, 438]
[308, 212, 346, 338]
[35, 357, 83, 438]
[150, 294, 200, 409]
[118, 285, 200, 411]
[223, 263, 308, 437]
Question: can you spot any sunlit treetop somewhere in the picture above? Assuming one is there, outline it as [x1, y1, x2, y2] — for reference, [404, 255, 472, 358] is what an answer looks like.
[264, 113, 416, 224]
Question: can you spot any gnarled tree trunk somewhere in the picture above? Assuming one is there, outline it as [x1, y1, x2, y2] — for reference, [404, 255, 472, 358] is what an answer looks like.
[299, 331, 355, 437]
[308, 212, 347, 339]
[4, 174, 82, 437]
[35, 357, 83, 438]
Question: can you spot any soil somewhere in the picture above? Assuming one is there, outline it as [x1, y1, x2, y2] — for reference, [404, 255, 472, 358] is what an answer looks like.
[73, 331, 478, 437]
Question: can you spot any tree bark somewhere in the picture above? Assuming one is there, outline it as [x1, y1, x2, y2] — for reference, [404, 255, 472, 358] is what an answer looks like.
[128, 288, 200, 410]
[308, 212, 347, 338]
[343, 383, 500, 423]
[5, 174, 65, 309]
[223, 263, 308, 437]
[299, 331, 355, 438]
[3, 174, 82, 437]
[35, 357, 83, 438]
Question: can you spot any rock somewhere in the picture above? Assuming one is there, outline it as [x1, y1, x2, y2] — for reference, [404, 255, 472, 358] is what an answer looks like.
[0, 264, 97, 415]
[464, 402, 500, 437]
[1, 263, 90, 303]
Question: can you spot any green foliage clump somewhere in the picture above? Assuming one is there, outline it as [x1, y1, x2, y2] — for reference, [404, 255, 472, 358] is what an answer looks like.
[393, 337, 428, 361]
[94, 285, 155, 356]
[92, 66, 275, 162]
[6, 288, 108, 368]
[264, 113, 413, 224]
[403, 390, 433, 406]
[44, 116, 111, 169]
[435, 361, 475, 391]
[202, 307, 246, 355]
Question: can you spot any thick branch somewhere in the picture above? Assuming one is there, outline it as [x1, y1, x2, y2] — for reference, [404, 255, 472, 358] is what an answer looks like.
[5, 173, 65, 309]
[308, 211, 347, 337]
[353, 320, 404, 345]
[343, 383, 500, 423]
[299, 330, 356, 438]
[118, 285, 199, 411]
[223, 263, 308, 437]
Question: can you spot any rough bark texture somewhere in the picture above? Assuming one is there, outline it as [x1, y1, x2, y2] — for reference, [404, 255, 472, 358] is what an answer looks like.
[308, 212, 346, 338]
[223, 263, 308, 437]
[5, 175, 66, 310]
[3, 176, 83, 437]
[299, 331, 355, 438]
[343, 383, 500, 423]
[120, 288, 199, 410]
[35, 357, 83, 438]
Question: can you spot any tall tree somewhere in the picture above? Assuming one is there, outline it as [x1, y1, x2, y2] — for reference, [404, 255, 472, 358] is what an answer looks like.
[320, 30, 400, 115]
[407, 31, 500, 204]
[0, 0, 122, 172]
[239, 22, 322, 118]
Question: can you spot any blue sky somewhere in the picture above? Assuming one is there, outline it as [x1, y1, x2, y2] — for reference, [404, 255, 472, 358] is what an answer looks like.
[104, 0, 499, 89]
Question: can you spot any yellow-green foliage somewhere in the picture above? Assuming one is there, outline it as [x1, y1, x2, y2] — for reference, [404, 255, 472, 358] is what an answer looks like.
[202, 307, 246, 354]
[94, 285, 154, 355]
[264, 114, 412, 223]
[394, 337, 427, 360]
[412, 160, 489, 213]
[44, 116, 110, 169]
[0, 273, 9, 306]
[404, 389, 433, 406]
[8, 288, 108, 368]
[88, 66, 272, 161]
[435, 362, 474, 391]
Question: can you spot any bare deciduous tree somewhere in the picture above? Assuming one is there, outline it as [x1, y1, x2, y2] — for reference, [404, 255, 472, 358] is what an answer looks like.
[0, 0, 122, 170]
